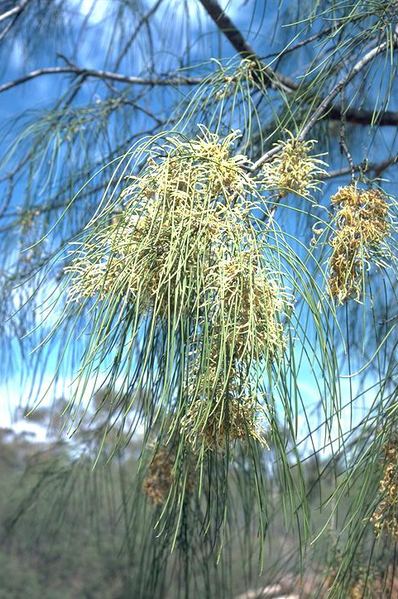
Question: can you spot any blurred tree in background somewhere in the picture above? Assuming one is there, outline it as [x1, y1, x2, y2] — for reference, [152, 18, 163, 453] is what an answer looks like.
[1, 0, 398, 597]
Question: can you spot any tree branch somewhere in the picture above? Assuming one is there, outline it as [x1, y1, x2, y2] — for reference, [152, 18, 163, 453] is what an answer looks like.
[0, 0, 31, 42]
[0, 0, 30, 24]
[298, 28, 398, 142]
[198, 0, 299, 92]
[252, 27, 398, 170]
[324, 154, 398, 180]
[198, 0, 398, 130]
[328, 106, 398, 127]
[0, 66, 202, 95]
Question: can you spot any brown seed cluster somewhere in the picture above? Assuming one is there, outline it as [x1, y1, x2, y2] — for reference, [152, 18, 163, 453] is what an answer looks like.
[370, 441, 398, 540]
[328, 185, 390, 304]
[142, 446, 196, 504]
[350, 580, 367, 599]
[325, 565, 376, 599]
[262, 132, 327, 198]
[142, 449, 175, 505]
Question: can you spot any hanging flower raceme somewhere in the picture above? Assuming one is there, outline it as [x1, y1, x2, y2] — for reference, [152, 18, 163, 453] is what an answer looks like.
[179, 348, 267, 452]
[262, 132, 327, 198]
[64, 125, 292, 463]
[328, 185, 391, 304]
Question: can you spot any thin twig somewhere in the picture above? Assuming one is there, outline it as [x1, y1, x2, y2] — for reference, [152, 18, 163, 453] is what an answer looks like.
[114, 0, 165, 71]
[322, 154, 398, 180]
[339, 88, 355, 181]
[0, 0, 30, 24]
[0, 66, 202, 95]
[0, 0, 31, 42]
[263, 24, 336, 59]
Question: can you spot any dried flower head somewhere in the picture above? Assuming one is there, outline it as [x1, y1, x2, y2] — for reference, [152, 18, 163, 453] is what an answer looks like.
[142, 445, 195, 504]
[262, 132, 327, 198]
[326, 563, 376, 599]
[328, 185, 390, 303]
[142, 448, 175, 505]
[370, 440, 398, 540]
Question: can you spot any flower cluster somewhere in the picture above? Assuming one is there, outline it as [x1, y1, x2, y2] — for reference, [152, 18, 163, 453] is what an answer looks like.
[66, 127, 255, 316]
[215, 59, 257, 101]
[262, 132, 327, 198]
[66, 126, 291, 453]
[370, 440, 398, 540]
[180, 350, 267, 451]
[328, 185, 390, 303]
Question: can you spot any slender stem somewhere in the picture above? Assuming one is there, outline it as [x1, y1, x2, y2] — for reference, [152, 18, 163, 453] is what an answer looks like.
[0, 67, 202, 95]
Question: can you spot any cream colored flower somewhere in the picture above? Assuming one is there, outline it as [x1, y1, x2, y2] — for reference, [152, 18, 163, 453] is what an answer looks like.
[262, 131, 327, 198]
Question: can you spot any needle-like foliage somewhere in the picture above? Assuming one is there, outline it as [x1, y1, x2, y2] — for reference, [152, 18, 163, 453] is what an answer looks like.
[0, 1, 398, 598]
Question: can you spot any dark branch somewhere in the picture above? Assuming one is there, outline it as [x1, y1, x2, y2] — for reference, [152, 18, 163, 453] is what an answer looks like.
[329, 106, 398, 128]
[323, 154, 398, 180]
[198, 0, 299, 92]
[198, 0, 255, 59]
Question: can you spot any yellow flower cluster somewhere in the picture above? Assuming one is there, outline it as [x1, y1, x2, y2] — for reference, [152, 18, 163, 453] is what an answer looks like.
[66, 126, 290, 453]
[370, 441, 398, 540]
[262, 132, 327, 198]
[213, 255, 287, 361]
[66, 127, 255, 315]
[328, 185, 390, 303]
